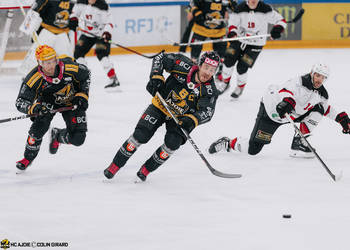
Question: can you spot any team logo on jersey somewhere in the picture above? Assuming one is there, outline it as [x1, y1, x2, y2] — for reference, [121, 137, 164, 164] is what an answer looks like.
[142, 114, 158, 125]
[53, 83, 75, 105]
[1, 239, 9, 250]
[54, 10, 69, 28]
[205, 11, 222, 28]
[165, 91, 189, 115]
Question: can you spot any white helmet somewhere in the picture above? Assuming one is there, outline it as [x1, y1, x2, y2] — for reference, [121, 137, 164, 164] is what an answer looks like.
[311, 62, 330, 82]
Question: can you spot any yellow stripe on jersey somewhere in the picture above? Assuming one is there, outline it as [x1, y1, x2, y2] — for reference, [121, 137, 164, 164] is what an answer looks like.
[65, 64, 79, 73]
[192, 23, 226, 38]
[75, 92, 89, 101]
[41, 23, 69, 34]
[26, 72, 42, 88]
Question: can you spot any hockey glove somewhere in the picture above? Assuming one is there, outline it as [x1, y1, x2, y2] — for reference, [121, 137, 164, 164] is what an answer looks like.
[276, 97, 296, 118]
[227, 25, 237, 38]
[178, 115, 195, 133]
[270, 25, 284, 40]
[146, 75, 165, 96]
[102, 32, 112, 42]
[335, 112, 350, 134]
[68, 17, 79, 31]
[72, 95, 89, 111]
[28, 102, 49, 116]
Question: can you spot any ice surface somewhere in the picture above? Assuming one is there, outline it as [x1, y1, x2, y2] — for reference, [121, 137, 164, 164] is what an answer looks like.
[1, 48, 350, 250]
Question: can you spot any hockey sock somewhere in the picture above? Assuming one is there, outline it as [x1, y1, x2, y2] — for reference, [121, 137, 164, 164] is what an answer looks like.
[112, 136, 141, 168]
[143, 144, 175, 172]
[24, 134, 43, 161]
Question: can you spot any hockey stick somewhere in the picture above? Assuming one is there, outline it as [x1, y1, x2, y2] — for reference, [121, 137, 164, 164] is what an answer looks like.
[173, 34, 271, 47]
[78, 28, 164, 59]
[285, 115, 341, 182]
[156, 92, 242, 179]
[286, 8, 305, 23]
[0, 106, 76, 124]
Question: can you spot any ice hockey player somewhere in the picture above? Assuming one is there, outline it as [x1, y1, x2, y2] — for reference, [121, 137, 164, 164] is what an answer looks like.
[209, 63, 350, 158]
[69, 0, 120, 89]
[15, 45, 91, 172]
[19, 0, 74, 74]
[216, 0, 286, 98]
[189, 0, 228, 63]
[104, 51, 220, 181]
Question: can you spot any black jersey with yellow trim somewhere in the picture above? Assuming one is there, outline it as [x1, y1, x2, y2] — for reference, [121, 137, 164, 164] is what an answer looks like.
[33, 0, 73, 34]
[191, 0, 227, 38]
[15, 56, 91, 114]
[150, 53, 218, 127]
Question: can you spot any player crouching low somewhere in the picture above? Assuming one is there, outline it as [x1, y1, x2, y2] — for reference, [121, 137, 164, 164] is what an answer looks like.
[15, 45, 91, 172]
[104, 51, 220, 182]
[209, 63, 350, 158]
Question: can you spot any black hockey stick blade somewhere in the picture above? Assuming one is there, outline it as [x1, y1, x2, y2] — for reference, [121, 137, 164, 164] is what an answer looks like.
[286, 8, 305, 23]
[209, 168, 242, 178]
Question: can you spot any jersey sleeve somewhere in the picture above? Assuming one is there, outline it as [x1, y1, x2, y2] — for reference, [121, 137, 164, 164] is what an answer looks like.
[70, 1, 85, 18]
[15, 69, 42, 114]
[267, 9, 287, 29]
[32, 0, 49, 13]
[189, 82, 218, 126]
[150, 53, 176, 78]
[102, 7, 114, 34]
[74, 64, 91, 102]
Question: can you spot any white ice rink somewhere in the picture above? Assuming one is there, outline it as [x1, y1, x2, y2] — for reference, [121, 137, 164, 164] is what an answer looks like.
[1, 48, 350, 250]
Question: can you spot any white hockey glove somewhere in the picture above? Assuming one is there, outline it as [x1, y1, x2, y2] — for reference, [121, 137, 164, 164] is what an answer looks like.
[19, 9, 42, 35]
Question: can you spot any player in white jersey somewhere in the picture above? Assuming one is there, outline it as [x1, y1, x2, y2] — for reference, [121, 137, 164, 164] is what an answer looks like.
[18, 0, 74, 75]
[216, 0, 286, 98]
[69, 0, 120, 89]
[209, 63, 350, 158]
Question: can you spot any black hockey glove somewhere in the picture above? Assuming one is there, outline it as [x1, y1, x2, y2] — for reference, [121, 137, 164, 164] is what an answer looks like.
[276, 97, 296, 118]
[72, 95, 89, 111]
[270, 25, 284, 40]
[146, 75, 165, 96]
[178, 115, 195, 133]
[68, 17, 79, 31]
[335, 112, 350, 134]
[102, 32, 112, 42]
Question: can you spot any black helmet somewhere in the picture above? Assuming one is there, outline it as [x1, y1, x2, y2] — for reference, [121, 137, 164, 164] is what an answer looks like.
[199, 51, 220, 67]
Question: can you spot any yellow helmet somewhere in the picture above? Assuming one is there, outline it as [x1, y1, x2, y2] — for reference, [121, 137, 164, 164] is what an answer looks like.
[35, 45, 56, 61]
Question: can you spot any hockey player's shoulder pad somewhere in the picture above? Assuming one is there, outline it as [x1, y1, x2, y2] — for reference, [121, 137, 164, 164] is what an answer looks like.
[255, 2, 273, 13]
[93, 0, 109, 10]
[58, 54, 75, 62]
[61, 57, 80, 73]
[171, 54, 194, 73]
[23, 67, 42, 88]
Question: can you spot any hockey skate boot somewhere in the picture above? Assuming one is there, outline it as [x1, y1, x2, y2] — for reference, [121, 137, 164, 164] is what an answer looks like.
[231, 84, 246, 99]
[290, 134, 315, 158]
[216, 74, 231, 95]
[49, 128, 60, 154]
[136, 165, 150, 182]
[208, 137, 232, 154]
[16, 158, 32, 171]
[104, 163, 120, 179]
[104, 76, 120, 89]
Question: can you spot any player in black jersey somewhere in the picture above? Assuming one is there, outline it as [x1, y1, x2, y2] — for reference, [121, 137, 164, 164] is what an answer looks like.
[189, 0, 228, 63]
[15, 45, 91, 172]
[19, 0, 74, 74]
[104, 51, 220, 181]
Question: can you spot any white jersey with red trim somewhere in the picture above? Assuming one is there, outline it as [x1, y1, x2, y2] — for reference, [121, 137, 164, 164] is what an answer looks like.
[262, 74, 338, 126]
[71, 0, 113, 37]
[228, 1, 286, 46]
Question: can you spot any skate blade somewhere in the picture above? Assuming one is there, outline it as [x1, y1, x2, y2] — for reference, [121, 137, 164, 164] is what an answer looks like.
[16, 169, 26, 174]
[105, 87, 122, 93]
[133, 177, 145, 184]
[289, 151, 315, 159]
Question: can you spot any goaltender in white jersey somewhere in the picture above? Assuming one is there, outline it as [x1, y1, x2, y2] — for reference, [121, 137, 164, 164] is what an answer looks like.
[209, 63, 350, 158]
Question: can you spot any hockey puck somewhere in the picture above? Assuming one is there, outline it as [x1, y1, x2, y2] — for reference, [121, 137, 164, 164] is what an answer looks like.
[283, 214, 292, 219]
